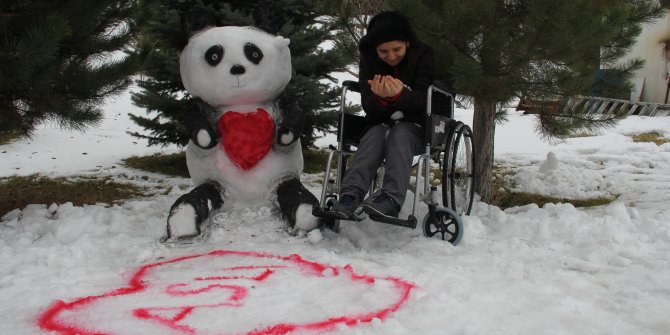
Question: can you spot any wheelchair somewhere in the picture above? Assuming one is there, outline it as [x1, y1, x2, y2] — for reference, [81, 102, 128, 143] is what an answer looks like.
[312, 80, 475, 245]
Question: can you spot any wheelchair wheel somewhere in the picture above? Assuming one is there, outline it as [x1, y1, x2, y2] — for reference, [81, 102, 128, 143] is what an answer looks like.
[442, 122, 475, 216]
[422, 207, 463, 245]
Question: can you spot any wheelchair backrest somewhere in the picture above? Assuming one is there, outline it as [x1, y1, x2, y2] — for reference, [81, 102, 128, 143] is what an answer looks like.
[428, 114, 453, 152]
[427, 81, 454, 119]
[338, 113, 367, 147]
[426, 82, 455, 151]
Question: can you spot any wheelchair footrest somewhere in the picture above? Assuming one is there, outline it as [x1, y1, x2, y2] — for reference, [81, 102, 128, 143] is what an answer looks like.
[312, 206, 327, 217]
[368, 215, 417, 229]
[314, 206, 418, 229]
[312, 206, 343, 219]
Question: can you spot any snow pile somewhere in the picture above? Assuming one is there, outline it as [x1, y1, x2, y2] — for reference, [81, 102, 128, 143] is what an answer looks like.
[513, 151, 612, 199]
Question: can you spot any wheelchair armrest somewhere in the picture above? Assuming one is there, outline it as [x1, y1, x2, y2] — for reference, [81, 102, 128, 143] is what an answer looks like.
[339, 113, 366, 146]
[342, 80, 361, 93]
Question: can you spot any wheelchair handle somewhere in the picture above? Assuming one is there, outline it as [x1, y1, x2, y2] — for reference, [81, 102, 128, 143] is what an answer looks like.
[431, 80, 454, 96]
[342, 80, 361, 93]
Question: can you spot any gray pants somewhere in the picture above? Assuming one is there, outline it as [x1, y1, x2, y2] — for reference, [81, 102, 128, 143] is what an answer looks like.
[340, 122, 423, 207]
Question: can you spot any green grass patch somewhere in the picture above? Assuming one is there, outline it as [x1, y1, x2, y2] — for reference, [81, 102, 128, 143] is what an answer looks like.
[490, 164, 617, 209]
[0, 175, 147, 217]
[0, 131, 23, 145]
[123, 152, 190, 177]
[630, 132, 669, 146]
[303, 148, 330, 174]
[493, 190, 617, 209]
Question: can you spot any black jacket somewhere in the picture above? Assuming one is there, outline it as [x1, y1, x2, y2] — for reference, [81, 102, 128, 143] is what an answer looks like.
[358, 42, 435, 128]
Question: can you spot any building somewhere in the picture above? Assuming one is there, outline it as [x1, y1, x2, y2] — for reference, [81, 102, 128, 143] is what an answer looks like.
[622, 9, 670, 104]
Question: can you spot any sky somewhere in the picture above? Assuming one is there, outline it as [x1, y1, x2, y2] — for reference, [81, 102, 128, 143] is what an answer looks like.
[1, 86, 670, 335]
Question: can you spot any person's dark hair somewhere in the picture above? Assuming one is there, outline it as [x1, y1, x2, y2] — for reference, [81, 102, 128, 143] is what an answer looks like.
[359, 10, 417, 52]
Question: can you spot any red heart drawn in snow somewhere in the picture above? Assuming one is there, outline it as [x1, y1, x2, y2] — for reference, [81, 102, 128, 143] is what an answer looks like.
[38, 250, 416, 335]
[217, 109, 275, 170]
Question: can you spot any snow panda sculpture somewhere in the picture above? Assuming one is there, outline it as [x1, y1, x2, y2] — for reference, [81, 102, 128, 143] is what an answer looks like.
[166, 18, 320, 240]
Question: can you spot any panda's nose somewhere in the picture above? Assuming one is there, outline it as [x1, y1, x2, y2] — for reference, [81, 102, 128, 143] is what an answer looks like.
[230, 64, 245, 75]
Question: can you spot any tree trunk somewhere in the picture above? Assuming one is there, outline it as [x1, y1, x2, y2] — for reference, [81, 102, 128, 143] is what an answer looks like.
[472, 0, 504, 204]
[472, 98, 497, 203]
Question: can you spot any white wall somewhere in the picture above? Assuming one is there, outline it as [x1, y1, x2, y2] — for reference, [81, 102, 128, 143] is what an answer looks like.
[622, 12, 670, 104]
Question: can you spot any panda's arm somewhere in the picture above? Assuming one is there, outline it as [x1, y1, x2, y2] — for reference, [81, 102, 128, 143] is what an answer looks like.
[276, 93, 304, 146]
[183, 98, 218, 149]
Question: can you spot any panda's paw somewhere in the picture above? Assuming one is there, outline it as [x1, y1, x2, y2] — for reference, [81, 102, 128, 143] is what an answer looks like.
[195, 129, 213, 148]
[192, 128, 217, 149]
[166, 203, 200, 239]
[294, 203, 319, 232]
[277, 128, 295, 146]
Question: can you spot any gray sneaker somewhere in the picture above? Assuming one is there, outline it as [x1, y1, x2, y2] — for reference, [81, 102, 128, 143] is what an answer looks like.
[330, 194, 358, 219]
[363, 192, 400, 218]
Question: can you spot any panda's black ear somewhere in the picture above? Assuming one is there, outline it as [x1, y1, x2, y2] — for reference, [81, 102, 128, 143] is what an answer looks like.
[182, 7, 215, 37]
[252, 0, 284, 35]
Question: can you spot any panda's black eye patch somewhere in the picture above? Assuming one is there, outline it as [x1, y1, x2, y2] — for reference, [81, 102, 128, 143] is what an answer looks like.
[244, 43, 263, 64]
[205, 45, 224, 66]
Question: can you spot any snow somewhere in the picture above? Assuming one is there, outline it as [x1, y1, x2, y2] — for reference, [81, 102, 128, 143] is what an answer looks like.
[0, 93, 182, 176]
[167, 203, 199, 237]
[2, 88, 670, 335]
[294, 203, 320, 232]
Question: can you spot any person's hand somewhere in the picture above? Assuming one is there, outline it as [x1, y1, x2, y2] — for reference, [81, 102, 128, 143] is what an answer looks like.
[382, 76, 404, 97]
[368, 75, 404, 98]
[368, 75, 384, 97]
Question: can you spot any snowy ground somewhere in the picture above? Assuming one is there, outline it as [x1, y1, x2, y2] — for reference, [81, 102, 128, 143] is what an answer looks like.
[1, 89, 670, 335]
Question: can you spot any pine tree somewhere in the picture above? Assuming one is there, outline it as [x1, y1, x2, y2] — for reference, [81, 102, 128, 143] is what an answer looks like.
[0, 0, 143, 135]
[130, 0, 349, 148]
[316, 0, 387, 70]
[388, 0, 667, 202]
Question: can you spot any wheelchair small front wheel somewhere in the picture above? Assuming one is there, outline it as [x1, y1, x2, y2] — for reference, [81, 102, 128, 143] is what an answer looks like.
[422, 207, 463, 245]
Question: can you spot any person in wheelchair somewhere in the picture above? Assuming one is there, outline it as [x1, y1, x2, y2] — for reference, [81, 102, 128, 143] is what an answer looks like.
[330, 10, 435, 220]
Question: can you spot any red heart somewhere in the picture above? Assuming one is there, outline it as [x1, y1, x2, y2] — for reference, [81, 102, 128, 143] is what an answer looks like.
[217, 109, 275, 170]
[38, 250, 416, 335]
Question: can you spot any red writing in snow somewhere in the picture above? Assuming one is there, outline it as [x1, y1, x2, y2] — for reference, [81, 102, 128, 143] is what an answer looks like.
[38, 250, 415, 334]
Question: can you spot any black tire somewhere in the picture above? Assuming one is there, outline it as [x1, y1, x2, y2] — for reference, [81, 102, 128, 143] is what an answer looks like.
[439, 122, 459, 207]
[442, 122, 475, 216]
[422, 207, 463, 245]
[449, 123, 475, 215]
